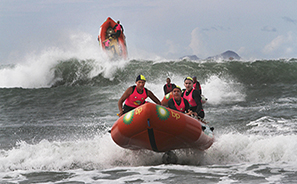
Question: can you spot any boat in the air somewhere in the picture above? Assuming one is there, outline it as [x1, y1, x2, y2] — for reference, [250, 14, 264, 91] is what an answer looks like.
[98, 17, 128, 60]
[110, 103, 214, 153]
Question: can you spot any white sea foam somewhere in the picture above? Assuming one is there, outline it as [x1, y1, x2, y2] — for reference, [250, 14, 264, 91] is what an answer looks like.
[0, 127, 296, 173]
[247, 116, 297, 137]
[0, 32, 129, 88]
[202, 75, 246, 105]
[205, 131, 297, 164]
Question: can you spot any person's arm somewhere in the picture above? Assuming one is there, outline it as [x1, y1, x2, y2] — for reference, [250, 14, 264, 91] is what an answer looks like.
[192, 90, 202, 114]
[198, 82, 202, 95]
[163, 85, 167, 95]
[147, 90, 161, 105]
[167, 99, 177, 111]
[121, 25, 124, 33]
[184, 98, 193, 116]
[117, 86, 133, 116]
[172, 83, 176, 89]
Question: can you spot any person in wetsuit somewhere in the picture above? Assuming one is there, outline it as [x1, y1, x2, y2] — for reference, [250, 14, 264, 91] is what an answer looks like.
[112, 20, 124, 38]
[168, 85, 192, 116]
[163, 78, 176, 95]
[117, 75, 161, 116]
[182, 77, 205, 119]
[192, 76, 202, 95]
[103, 38, 112, 49]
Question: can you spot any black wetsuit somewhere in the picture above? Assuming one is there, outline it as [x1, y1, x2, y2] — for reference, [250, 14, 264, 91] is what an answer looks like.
[194, 81, 202, 95]
[168, 98, 190, 113]
[182, 89, 204, 119]
[163, 83, 176, 95]
[112, 24, 124, 38]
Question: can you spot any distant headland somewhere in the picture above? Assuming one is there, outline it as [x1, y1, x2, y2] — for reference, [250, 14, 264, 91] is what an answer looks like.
[180, 50, 241, 61]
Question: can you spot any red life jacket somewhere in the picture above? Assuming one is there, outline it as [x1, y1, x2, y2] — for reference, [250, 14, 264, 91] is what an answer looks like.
[115, 24, 121, 31]
[193, 82, 201, 90]
[173, 98, 186, 113]
[125, 86, 147, 107]
[165, 84, 173, 93]
[193, 82, 197, 90]
[182, 88, 197, 107]
[104, 40, 110, 47]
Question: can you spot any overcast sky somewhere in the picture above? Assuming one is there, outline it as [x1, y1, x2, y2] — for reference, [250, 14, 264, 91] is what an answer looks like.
[1, 0, 297, 63]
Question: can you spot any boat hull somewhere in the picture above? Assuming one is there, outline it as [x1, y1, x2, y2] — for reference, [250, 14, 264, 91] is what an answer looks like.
[111, 103, 214, 152]
[98, 17, 128, 60]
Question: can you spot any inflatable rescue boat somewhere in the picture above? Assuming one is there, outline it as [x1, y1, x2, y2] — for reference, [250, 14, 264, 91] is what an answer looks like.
[111, 103, 214, 152]
[98, 17, 128, 60]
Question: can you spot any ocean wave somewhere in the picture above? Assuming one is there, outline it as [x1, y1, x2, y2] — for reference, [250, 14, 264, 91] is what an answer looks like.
[1, 58, 297, 88]
[1, 130, 297, 172]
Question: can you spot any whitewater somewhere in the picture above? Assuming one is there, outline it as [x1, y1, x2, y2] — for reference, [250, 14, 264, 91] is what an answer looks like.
[1, 34, 297, 183]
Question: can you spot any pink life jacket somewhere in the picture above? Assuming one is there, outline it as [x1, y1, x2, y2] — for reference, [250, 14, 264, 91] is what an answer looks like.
[173, 98, 186, 113]
[125, 86, 147, 107]
[193, 82, 197, 89]
[115, 24, 121, 31]
[193, 82, 201, 90]
[165, 84, 173, 93]
[182, 88, 197, 107]
[104, 40, 110, 47]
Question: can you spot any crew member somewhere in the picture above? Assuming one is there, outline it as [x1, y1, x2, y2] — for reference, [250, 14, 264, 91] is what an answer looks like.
[103, 38, 111, 49]
[118, 75, 161, 116]
[163, 78, 176, 95]
[168, 85, 192, 116]
[182, 77, 204, 119]
[192, 76, 202, 95]
[112, 20, 124, 38]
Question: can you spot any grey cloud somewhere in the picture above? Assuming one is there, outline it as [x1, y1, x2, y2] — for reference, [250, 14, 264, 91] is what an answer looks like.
[261, 26, 277, 32]
[282, 16, 297, 24]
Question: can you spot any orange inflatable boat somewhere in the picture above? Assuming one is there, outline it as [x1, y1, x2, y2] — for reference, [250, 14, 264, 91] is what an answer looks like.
[161, 92, 173, 106]
[98, 17, 128, 60]
[111, 103, 214, 152]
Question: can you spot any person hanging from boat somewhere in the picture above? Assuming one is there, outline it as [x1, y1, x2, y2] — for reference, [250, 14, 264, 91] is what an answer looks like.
[117, 75, 161, 116]
[182, 77, 205, 119]
[103, 37, 116, 55]
[168, 85, 193, 116]
[163, 77, 176, 95]
[103, 38, 111, 49]
[112, 20, 124, 39]
[192, 76, 202, 95]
